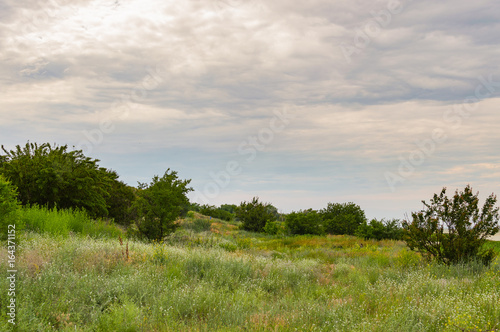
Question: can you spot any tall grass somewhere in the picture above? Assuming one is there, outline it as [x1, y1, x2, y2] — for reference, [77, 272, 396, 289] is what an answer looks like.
[20, 205, 122, 239]
[1, 216, 499, 331]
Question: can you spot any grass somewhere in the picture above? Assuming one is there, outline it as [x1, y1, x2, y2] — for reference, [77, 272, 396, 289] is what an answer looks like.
[1, 215, 499, 331]
[19, 204, 123, 239]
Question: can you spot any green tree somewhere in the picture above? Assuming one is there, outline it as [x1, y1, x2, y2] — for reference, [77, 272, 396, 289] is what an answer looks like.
[105, 177, 136, 225]
[321, 202, 366, 235]
[286, 209, 324, 235]
[355, 218, 403, 241]
[402, 185, 499, 265]
[236, 197, 277, 232]
[132, 169, 192, 241]
[0, 175, 23, 240]
[0, 142, 116, 218]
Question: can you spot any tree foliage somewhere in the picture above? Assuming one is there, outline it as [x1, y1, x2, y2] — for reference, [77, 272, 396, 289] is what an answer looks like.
[402, 185, 499, 265]
[355, 218, 403, 241]
[236, 197, 277, 232]
[321, 202, 367, 235]
[132, 169, 192, 241]
[0, 142, 116, 218]
[285, 209, 325, 235]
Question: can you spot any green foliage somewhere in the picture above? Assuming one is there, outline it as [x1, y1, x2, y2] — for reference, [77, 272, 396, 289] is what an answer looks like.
[402, 185, 500, 265]
[132, 169, 193, 241]
[355, 218, 403, 241]
[20, 204, 122, 238]
[263, 220, 287, 236]
[105, 178, 136, 225]
[199, 204, 234, 221]
[0, 142, 118, 218]
[235, 197, 277, 232]
[321, 202, 367, 235]
[285, 209, 325, 235]
[220, 204, 237, 214]
[0, 174, 23, 240]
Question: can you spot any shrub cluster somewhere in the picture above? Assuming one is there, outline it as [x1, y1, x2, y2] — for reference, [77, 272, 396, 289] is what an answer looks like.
[199, 205, 234, 221]
[355, 219, 403, 241]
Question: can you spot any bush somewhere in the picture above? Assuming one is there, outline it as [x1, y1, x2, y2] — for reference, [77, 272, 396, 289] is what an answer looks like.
[0, 175, 22, 240]
[285, 209, 324, 235]
[321, 202, 366, 235]
[0, 142, 122, 218]
[132, 169, 193, 241]
[355, 218, 403, 241]
[199, 205, 234, 221]
[235, 197, 277, 233]
[402, 185, 500, 265]
[263, 221, 287, 236]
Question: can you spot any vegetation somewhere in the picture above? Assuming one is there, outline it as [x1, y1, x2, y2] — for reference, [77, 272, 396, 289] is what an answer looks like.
[0, 175, 23, 240]
[199, 204, 234, 221]
[355, 218, 403, 241]
[403, 185, 500, 265]
[131, 169, 193, 241]
[2, 141, 500, 330]
[235, 197, 277, 232]
[321, 202, 367, 235]
[0, 142, 118, 219]
[1, 216, 499, 331]
[285, 209, 324, 235]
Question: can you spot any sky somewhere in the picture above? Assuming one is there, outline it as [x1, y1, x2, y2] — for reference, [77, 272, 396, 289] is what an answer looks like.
[1, 0, 499, 219]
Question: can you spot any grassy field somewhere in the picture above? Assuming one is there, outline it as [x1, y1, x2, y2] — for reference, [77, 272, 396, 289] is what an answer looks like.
[1, 214, 499, 331]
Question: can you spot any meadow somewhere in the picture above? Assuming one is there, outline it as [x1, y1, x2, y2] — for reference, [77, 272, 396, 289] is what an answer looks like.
[1, 210, 499, 331]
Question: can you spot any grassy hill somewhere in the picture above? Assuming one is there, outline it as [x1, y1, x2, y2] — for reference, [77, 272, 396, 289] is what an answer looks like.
[1, 214, 499, 331]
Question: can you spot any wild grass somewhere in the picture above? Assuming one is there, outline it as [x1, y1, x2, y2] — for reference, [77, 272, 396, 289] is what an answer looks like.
[19, 205, 123, 239]
[1, 216, 499, 331]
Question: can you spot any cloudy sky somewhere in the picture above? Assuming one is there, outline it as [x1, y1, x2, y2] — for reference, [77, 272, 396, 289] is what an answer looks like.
[1, 0, 499, 219]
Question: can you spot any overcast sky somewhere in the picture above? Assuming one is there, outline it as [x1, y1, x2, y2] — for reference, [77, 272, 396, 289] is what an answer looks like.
[1, 0, 499, 219]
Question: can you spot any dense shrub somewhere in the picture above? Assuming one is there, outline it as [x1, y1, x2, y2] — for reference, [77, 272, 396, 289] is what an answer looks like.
[132, 169, 193, 241]
[355, 218, 403, 241]
[235, 197, 277, 232]
[0, 142, 123, 218]
[285, 209, 325, 235]
[0, 174, 22, 240]
[321, 202, 367, 235]
[402, 185, 499, 265]
[263, 220, 287, 236]
[199, 205, 234, 221]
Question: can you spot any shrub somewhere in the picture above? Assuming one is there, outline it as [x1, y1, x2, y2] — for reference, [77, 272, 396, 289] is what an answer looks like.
[0, 174, 22, 240]
[0, 142, 117, 218]
[235, 197, 277, 232]
[321, 202, 366, 235]
[285, 209, 325, 235]
[132, 169, 193, 241]
[199, 205, 234, 221]
[263, 221, 287, 236]
[402, 185, 500, 265]
[355, 218, 403, 241]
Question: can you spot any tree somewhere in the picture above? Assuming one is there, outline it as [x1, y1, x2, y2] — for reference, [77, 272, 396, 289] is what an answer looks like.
[355, 218, 403, 241]
[0, 175, 23, 240]
[0, 142, 115, 218]
[402, 185, 499, 265]
[286, 209, 325, 235]
[236, 197, 277, 232]
[132, 169, 192, 241]
[105, 176, 136, 225]
[321, 202, 366, 235]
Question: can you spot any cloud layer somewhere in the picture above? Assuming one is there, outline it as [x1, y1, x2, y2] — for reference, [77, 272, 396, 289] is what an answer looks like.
[1, 0, 499, 218]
